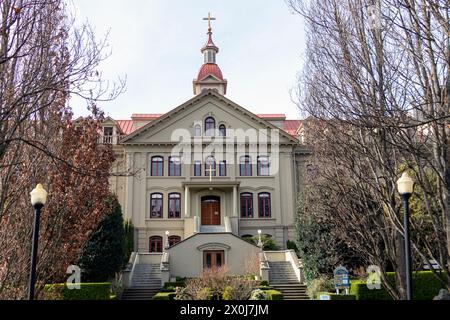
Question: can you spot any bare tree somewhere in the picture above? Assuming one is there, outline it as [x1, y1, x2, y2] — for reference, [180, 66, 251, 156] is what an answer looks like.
[287, 0, 449, 299]
[0, 0, 124, 299]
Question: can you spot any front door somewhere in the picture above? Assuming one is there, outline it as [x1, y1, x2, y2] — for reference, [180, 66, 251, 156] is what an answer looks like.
[203, 250, 225, 269]
[201, 196, 221, 226]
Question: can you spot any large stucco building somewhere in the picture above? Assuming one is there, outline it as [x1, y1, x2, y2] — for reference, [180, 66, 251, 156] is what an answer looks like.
[101, 18, 311, 299]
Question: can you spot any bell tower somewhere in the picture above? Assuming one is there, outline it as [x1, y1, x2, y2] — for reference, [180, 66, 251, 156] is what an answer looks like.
[193, 13, 228, 95]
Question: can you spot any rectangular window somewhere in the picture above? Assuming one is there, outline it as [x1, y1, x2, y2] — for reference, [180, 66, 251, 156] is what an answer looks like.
[219, 161, 227, 177]
[258, 193, 271, 218]
[240, 156, 252, 176]
[151, 157, 164, 176]
[240, 193, 253, 218]
[168, 193, 181, 219]
[194, 161, 202, 176]
[150, 194, 163, 218]
[258, 156, 270, 176]
[169, 157, 181, 176]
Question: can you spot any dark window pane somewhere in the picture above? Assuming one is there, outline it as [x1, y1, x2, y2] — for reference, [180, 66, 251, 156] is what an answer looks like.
[194, 161, 202, 176]
[169, 193, 181, 219]
[151, 157, 164, 176]
[205, 117, 216, 136]
[219, 161, 226, 176]
[219, 125, 226, 137]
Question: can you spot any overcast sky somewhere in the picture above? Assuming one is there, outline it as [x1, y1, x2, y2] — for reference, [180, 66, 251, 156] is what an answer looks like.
[70, 0, 306, 120]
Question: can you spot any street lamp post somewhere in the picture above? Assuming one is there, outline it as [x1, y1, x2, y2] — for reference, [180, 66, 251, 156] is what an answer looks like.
[28, 184, 48, 301]
[257, 230, 263, 249]
[397, 172, 415, 301]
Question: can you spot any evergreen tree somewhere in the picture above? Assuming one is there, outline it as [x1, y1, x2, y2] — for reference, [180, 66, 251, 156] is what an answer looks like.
[78, 196, 125, 282]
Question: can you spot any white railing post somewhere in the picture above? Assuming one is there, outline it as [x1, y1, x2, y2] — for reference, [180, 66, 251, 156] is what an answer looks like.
[160, 252, 170, 285]
[259, 251, 270, 282]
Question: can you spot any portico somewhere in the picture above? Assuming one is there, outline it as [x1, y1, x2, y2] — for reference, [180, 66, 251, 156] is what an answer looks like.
[182, 181, 240, 237]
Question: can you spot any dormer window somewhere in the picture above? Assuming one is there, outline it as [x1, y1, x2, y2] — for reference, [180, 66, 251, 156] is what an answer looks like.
[103, 127, 114, 144]
[205, 117, 216, 136]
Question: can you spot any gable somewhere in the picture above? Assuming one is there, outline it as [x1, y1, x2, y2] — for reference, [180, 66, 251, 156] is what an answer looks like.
[121, 90, 299, 145]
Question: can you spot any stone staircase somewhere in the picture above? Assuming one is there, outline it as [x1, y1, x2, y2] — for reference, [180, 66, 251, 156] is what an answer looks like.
[200, 225, 226, 233]
[121, 264, 162, 300]
[268, 261, 309, 300]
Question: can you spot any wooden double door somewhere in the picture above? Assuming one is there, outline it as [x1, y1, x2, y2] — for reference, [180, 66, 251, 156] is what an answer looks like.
[203, 250, 225, 269]
[201, 196, 221, 226]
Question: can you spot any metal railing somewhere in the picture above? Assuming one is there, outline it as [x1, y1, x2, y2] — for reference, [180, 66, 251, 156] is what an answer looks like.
[128, 252, 140, 286]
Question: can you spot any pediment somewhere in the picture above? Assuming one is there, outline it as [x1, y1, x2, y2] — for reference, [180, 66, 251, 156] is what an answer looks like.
[121, 90, 298, 145]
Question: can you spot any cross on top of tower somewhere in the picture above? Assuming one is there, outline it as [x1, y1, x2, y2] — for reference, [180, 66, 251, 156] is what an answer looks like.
[203, 12, 216, 32]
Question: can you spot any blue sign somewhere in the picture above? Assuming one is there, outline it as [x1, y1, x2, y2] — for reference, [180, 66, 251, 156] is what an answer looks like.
[334, 266, 350, 288]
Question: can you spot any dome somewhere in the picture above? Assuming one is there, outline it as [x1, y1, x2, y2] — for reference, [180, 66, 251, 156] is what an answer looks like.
[197, 63, 224, 81]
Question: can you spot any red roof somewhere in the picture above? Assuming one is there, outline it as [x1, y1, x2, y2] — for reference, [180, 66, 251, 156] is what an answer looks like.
[197, 63, 224, 81]
[117, 120, 134, 135]
[283, 120, 302, 136]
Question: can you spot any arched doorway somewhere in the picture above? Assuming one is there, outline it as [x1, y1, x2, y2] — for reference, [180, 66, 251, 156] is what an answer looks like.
[201, 196, 221, 226]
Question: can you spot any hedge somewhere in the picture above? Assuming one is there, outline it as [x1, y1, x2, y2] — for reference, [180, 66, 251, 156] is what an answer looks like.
[163, 281, 186, 290]
[316, 292, 356, 300]
[265, 290, 283, 300]
[44, 283, 111, 300]
[350, 271, 447, 300]
[153, 292, 176, 300]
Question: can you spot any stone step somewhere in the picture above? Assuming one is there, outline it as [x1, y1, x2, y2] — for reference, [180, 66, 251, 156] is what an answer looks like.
[121, 287, 160, 300]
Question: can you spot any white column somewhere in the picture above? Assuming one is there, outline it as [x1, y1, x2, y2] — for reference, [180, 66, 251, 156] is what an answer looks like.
[233, 186, 238, 217]
[184, 186, 190, 218]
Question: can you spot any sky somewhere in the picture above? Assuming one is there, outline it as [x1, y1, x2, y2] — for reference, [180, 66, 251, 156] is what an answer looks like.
[70, 0, 306, 120]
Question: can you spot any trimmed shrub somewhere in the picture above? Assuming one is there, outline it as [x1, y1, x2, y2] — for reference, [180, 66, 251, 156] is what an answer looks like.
[44, 283, 111, 300]
[316, 292, 356, 300]
[350, 271, 447, 300]
[259, 280, 269, 287]
[153, 292, 176, 300]
[350, 279, 392, 300]
[266, 290, 283, 300]
[250, 289, 268, 300]
[164, 281, 186, 289]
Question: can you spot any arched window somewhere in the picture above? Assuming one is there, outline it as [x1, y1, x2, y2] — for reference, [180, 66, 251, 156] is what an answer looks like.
[150, 193, 163, 218]
[219, 124, 226, 137]
[194, 124, 202, 137]
[168, 193, 181, 219]
[239, 156, 252, 176]
[258, 193, 271, 218]
[168, 235, 182, 247]
[257, 156, 270, 176]
[169, 156, 181, 176]
[205, 156, 216, 177]
[149, 236, 163, 253]
[205, 117, 216, 136]
[151, 156, 164, 176]
[240, 193, 253, 218]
